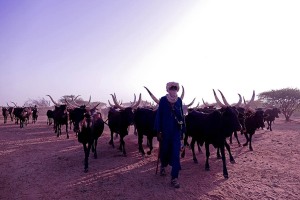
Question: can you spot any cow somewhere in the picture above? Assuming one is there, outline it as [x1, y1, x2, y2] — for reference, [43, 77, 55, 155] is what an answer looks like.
[2, 107, 9, 123]
[47, 95, 69, 138]
[78, 112, 105, 172]
[32, 106, 38, 123]
[12, 107, 28, 128]
[107, 93, 141, 156]
[133, 107, 157, 156]
[46, 109, 54, 125]
[242, 109, 265, 151]
[264, 107, 280, 131]
[65, 98, 100, 136]
[6, 104, 14, 122]
[184, 89, 241, 179]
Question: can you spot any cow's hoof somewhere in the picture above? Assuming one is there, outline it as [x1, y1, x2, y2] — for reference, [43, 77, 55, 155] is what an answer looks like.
[84, 168, 88, 173]
[146, 151, 151, 155]
[224, 175, 229, 179]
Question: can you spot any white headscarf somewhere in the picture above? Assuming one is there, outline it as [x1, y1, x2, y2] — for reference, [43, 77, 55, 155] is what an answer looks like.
[166, 82, 179, 103]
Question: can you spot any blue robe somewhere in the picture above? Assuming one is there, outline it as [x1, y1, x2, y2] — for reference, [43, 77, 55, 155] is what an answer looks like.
[154, 96, 186, 179]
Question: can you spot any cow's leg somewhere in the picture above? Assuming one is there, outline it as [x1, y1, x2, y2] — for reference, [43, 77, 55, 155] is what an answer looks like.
[266, 121, 270, 130]
[190, 138, 198, 163]
[121, 136, 126, 156]
[138, 133, 145, 156]
[224, 140, 235, 163]
[243, 133, 249, 147]
[217, 148, 221, 159]
[204, 142, 210, 171]
[220, 144, 229, 179]
[93, 138, 98, 159]
[183, 133, 189, 147]
[84, 143, 92, 173]
[233, 131, 241, 146]
[66, 123, 69, 139]
[146, 137, 153, 155]
[108, 130, 115, 148]
[249, 134, 253, 151]
[229, 131, 234, 144]
[269, 121, 273, 131]
[197, 141, 203, 154]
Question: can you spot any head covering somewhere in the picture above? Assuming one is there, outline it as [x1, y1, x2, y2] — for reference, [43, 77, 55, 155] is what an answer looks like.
[166, 82, 180, 92]
[166, 82, 179, 103]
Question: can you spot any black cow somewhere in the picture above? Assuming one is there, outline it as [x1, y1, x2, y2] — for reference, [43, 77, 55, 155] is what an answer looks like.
[184, 90, 242, 179]
[47, 95, 69, 138]
[6, 104, 14, 122]
[243, 109, 265, 151]
[108, 93, 141, 156]
[67, 100, 100, 135]
[185, 106, 241, 179]
[13, 107, 28, 128]
[78, 112, 105, 172]
[32, 106, 38, 123]
[46, 109, 54, 125]
[2, 107, 9, 123]
[68, 105, 87, 134]
[264, 108, 280, 131]
[133, 107, 157, 156]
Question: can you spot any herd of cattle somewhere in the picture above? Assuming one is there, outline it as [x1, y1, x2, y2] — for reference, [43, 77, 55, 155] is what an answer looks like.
[1, 87, 281, 177]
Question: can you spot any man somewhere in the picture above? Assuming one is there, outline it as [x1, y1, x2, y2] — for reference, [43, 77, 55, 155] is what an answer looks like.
[154, 82, 186, 188]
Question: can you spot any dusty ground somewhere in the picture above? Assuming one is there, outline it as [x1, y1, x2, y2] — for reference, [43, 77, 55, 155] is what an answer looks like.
[0, 110, 299, 200]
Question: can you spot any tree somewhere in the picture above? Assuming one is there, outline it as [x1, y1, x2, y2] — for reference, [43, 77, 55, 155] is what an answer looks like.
[24, 97, 50, 107]
[258, 88, 300, 121]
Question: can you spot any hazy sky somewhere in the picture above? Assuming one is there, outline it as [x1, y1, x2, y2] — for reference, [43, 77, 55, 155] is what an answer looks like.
[1, 0, 299, 107]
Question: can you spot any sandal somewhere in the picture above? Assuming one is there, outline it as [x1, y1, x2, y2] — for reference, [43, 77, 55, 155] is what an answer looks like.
[171, 178, 180, 188]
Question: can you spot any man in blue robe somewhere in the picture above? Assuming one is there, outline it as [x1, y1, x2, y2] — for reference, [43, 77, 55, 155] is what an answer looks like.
[154, 82, 186, 188]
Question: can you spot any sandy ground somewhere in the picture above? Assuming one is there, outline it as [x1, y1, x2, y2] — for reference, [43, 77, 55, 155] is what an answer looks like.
[0, 111, 299, 200]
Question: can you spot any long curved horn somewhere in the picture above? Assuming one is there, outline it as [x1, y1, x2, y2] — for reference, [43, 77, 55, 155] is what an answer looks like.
[234, 94, 242, 107]
[144, 86, 160, 104]
[46, 95, 59, 106]
[86, 95, 92, 106]
[110, 94, 125, 110]
[245, 90, 255, 108]
[180, 86, 185, 100]
[108, 100, 114, 107]
[64, 98, 76, 108]
[202, 98, 209, 107]
[186, 98, 196, 107]
[7, 103, 11, 107]
[213, 89, 226, 107]
[132, 93, 142, 109]
[74, 95, 80, 101]
[92, 103, 100, 110]
[11, 101, 17, 107]
[218, 90, 230, 106]
[130, 94, 137, 107]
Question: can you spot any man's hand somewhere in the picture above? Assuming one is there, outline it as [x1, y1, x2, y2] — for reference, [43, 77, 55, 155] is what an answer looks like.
[157, 132, 162, 142]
